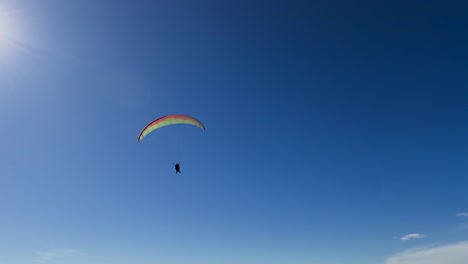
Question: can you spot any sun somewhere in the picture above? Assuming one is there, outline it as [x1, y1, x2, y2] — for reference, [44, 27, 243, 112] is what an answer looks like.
[0, 1, 27, 93]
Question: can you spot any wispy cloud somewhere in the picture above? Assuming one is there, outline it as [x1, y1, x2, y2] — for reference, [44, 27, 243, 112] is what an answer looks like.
[456, 212, 468, 217]
[400, 233, 425, 241]
[385, 240, 468, 264]
[36, 248, 82, 263]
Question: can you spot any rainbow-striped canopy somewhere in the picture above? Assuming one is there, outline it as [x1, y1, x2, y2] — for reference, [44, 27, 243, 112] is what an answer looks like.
[138, 114, 205, 142]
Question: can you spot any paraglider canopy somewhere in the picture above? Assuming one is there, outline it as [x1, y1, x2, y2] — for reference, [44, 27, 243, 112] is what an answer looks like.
[138, 114, 205, 142]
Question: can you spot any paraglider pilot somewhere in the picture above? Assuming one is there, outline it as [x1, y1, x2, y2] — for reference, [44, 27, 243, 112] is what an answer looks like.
[174, 162, 181, 174]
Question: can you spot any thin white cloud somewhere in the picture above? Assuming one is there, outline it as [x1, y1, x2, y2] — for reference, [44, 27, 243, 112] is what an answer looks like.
[456, 212, 468, 217]
[385, 240, 468, 264]
[36, 248, 81, 263]
[400, 233, 425, 241]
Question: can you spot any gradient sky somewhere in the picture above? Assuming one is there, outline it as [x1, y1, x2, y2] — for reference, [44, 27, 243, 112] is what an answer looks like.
[1, 0, 468, 263]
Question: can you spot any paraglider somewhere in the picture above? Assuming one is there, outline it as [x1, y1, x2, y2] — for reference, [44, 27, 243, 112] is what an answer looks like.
[174, 162, 181, 174]
[138, 114, 205, 173]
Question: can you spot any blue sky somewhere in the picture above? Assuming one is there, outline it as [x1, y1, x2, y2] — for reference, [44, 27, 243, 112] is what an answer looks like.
[1, 0, 468, 263]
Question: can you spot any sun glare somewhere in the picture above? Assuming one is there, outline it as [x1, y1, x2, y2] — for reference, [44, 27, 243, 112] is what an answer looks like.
[0, 17, 13, 42]
[0, 1, 27, 98]
[0, 2, 26, 54]
[0, 11, 13, 52]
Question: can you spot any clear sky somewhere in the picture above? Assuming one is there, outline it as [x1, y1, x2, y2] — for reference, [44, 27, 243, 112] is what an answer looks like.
[1, 0, 468, 263]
